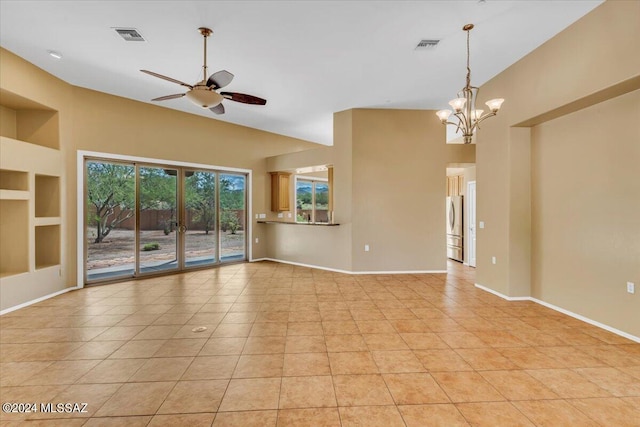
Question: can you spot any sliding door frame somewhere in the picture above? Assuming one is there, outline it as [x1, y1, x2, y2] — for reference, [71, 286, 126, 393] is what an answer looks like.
[77, 150, 253, 288]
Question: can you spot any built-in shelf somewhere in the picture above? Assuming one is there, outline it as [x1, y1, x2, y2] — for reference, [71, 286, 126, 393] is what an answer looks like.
[0, 169, 28, 191]
[0, 189, 29, 200]
[35, 174, 60, 217]
[258, 220, 340, 227]
[0, 137, 61, 176]
[34, 217, 61, 227]
[35, 224, 60, 270]
[0, 199, 29, 277]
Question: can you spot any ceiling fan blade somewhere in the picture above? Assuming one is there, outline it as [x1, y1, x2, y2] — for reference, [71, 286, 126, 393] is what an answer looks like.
[220, 92, 267, 105]
[151, 93, 186, 101]
[140, 70, 193, 89]
[206, 70, 234, 89]
[209, 103, 225, 115]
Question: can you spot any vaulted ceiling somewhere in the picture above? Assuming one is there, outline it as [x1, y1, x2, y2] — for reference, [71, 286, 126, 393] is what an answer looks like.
[0, 1, 602, 145]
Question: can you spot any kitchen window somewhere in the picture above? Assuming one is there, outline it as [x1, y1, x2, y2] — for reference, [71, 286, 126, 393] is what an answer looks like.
[295, 177, 329, 223]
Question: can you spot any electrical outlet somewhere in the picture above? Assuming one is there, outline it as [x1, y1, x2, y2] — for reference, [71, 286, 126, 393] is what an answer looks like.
[277, 213, 283, 218]
[364, 244, 370, 252]
[628, 282, 635, 294]
[259, 213, 266, 219]
[479, 221, 485, 229]
[255, 238, 259, 244]
[287, 212, 292, 218]
[255, 214, 259, 219]
[491, 256, 496, 265]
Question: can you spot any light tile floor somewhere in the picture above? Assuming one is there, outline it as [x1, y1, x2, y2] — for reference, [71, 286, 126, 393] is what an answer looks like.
[1, 261, 639, 426]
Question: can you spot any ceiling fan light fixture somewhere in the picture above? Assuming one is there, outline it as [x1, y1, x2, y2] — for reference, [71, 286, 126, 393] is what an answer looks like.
[185, 87, 224, 108]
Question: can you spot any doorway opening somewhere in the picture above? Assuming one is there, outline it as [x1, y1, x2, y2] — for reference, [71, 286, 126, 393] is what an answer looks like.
[81, 154, 249, 285]
[445, 164, 476, 267]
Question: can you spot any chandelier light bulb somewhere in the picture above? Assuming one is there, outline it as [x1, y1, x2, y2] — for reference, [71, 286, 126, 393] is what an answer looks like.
[485, 98, 505, 112]
[448, 98, 466, 112]
[472, 109, 484, 121]
[436, 109, 452, 122]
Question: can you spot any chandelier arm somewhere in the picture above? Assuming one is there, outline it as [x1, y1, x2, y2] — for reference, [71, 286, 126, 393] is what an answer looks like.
[451, 112, 468, 134]
[474, 111, 497, 126]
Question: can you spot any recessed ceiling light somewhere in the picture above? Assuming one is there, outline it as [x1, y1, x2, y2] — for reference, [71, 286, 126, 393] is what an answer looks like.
[48, 50, 63, 59]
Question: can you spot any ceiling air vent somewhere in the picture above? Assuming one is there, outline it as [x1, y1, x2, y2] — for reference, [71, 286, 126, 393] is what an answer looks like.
[415, 39, 440, 50]
[114, 28, 146, 42]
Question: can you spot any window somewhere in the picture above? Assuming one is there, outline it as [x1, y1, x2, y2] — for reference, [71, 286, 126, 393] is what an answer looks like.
[296, 177, 329, 223]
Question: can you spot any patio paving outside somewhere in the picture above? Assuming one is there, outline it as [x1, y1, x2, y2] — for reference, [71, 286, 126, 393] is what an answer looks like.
[86, 227, 245, 273]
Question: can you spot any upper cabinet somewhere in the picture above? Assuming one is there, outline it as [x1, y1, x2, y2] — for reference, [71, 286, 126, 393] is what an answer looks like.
[446, 175, 464, 197]
[270, 171, 291, 212]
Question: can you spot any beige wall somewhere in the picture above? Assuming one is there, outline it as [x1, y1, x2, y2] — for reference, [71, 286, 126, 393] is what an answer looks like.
[531, 89, 640, 337]
[265, 108, 475, 272]
[0, 48, 317, 305]
[352, 109, 445, 271]
[266, 147, 333, 173]
[475, 0, 640, 337]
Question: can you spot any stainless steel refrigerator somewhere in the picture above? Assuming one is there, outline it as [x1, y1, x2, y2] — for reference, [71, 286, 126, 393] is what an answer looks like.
[446, 195, 463, 262]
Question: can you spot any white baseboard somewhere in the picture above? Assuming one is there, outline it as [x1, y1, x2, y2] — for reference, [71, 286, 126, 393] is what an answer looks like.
[474, 283, 640, 344]
[253, 258, 446, 275]
[474, 283, 531, 301]
[0, 286, 80, 316]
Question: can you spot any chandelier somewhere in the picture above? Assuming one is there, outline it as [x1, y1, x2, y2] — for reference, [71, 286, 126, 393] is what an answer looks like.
[436, 24, 504, 144]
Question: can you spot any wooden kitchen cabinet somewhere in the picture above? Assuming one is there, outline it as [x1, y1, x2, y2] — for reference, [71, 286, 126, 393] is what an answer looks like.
[270, 172, 291, 212]
[446, 175, 464, 196]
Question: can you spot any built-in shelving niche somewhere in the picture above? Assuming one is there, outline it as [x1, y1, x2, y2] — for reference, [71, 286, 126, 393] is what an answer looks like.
[35, 174, 60, 218]
[0, 90, 59, 149]
[0, 89, 62, 306]
[0, 169, 28, 191]
[35, 225, 60, 270]
[0, 200, 29, 277]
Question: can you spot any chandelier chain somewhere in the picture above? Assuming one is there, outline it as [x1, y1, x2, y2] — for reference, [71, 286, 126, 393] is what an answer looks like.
[466, 28, 471, 90]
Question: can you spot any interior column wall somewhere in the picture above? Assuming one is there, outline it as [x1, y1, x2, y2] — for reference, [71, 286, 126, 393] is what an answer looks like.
[263, 110, 353, 271]
[531, 90, 640, 337]
[351, 109, 448, 272]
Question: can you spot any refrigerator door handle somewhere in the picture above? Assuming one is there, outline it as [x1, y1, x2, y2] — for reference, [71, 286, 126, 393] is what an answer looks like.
[449, 199, 455, 232]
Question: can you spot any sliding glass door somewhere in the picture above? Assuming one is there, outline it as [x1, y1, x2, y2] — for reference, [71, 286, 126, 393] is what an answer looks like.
[85, 160, 136, 281]
[184, 170, 218, 268]
[84, 158, 247, 284]
[138, 166, 179, 275]
[220, 173, 246, 262]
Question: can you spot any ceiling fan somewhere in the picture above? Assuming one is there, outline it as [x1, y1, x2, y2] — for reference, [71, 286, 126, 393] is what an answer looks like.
[141, 27, 266, 115]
